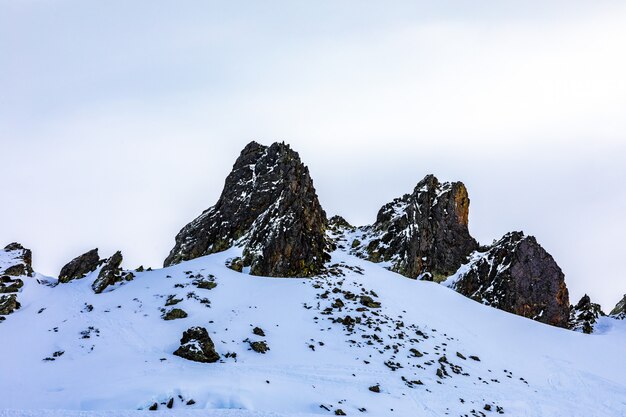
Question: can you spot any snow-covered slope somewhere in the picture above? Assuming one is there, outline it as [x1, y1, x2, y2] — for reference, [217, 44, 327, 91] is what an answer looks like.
[1, 245, 625, 417]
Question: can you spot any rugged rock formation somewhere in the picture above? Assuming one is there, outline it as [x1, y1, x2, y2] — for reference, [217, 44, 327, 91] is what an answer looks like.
[352, 175, 478, 281]
[164, 141, 329, 277]
[58, 249, 101, 283]
[92, 251, 134, 294]
[450, 232, 570, 328]
[173, 327, 220, 363]
[0, 244, 33, 318]
[0, 294, 20, 315]
[610, 295, 626, 319]
[0, 243, 33, 277]
[0, 276, 24, 294]
[569, 294, 605, 334]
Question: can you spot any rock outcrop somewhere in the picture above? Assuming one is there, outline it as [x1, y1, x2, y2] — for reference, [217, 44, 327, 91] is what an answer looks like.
[164, 141, 329, 277]
[59, 249, 101, 283]
[0, 294, 20, 315]
[610, 295, 626, 319]
[569, 294, 605, 334]
[0, 243, 33, 277]
[352, 175, 478, 281]
[0, 243, 34, 318]
[92, 251, 134, 294]
[0, 276, 24, 294]
[173, 327, 220, 363]
[450, 232, 570, 328]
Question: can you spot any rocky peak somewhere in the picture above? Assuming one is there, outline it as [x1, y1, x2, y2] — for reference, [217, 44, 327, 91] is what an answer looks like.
[0, 243, 33, 277]
[569, 294, 605, 334]
[610, 294, 626, 319]
[59, 249, 101, 283]
[352, 175, 478, 281]
[450, 232, 570, 328]
[164, 141, 329, 277]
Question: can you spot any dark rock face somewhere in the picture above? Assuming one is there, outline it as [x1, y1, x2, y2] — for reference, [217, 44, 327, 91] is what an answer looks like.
[58, 249, 101, 283]
[0, 294, 20, 315]
[352, 175, 478, 281]
[1, 243, 33, 277]
[451, 232, 570, 328]
[610, 295, 626, 319]
[173, 327, 220, 363]
[569, 295, 605, 333]
[92, 251, 134, 294]
[164, 141, 329, 277]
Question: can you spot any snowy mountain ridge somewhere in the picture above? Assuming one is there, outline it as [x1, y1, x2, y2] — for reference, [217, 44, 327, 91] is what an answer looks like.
[1, 240, 625, 416]
[1, 141, 625, 417]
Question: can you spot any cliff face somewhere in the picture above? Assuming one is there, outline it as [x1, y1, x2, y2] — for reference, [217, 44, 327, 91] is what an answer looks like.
[164, 141, 329, 277]
[352, 175, 478, 282]
[449, 232, 570, 328]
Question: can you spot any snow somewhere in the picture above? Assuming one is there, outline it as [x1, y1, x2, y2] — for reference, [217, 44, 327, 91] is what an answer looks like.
[1, 245, 625, 416]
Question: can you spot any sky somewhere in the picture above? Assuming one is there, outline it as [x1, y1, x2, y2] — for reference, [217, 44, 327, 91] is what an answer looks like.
[1, 0, 625, 311]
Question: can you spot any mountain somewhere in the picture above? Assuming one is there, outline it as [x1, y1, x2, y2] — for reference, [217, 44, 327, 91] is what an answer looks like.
[1, 141, 625, 417]
[1, 242, 625, 417]
[344, 174, 570, 328]
[164, 141, 329, 277]
[350, 174, 478, 282]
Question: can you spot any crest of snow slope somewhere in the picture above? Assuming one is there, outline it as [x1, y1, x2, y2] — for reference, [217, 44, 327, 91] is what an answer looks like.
[0, 244, 625, 417]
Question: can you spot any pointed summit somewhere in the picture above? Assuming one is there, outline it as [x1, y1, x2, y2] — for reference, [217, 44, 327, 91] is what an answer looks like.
[164, 141, 329, 277]
[352, 174, 478, 281]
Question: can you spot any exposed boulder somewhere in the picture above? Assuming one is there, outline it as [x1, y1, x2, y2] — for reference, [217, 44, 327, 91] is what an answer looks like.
[0, 294, 20, 315]
[0, 243, 33, 277]
[610, 294, 626, 319]
[162, 308, 188, 321]
[450, 232, 570, 328]
[58, 249, 101, 283]
[91, 251, 134, 294]
[352, 175, 478, 281]
[173, 326, 220, 363]
[249, 340, 270, 354]
[164, 141, 330, 277]
[569, 294, 605, 334]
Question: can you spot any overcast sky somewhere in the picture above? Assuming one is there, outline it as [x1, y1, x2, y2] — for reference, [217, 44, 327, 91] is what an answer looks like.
[2, 1, 625, 311]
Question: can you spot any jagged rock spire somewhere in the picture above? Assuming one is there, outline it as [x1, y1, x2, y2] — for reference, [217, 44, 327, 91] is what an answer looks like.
[164, 141, 329, 277]
[352, 174, 478, 281]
